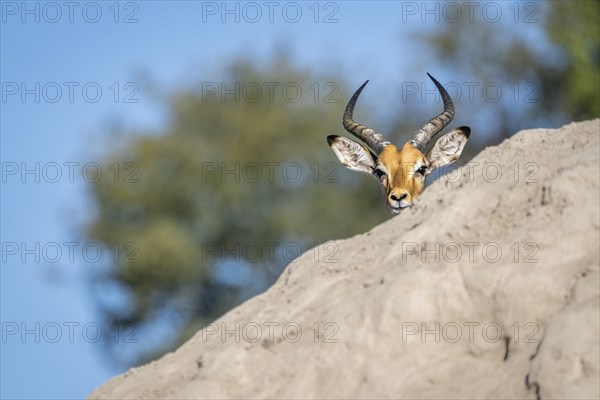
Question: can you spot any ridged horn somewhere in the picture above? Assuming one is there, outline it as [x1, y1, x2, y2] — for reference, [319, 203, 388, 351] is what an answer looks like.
[410, 73, 455, 152]
[343, 80, 390, 155]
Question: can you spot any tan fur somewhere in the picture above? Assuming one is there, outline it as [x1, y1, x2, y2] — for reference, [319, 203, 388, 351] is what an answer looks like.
[328, 75, 470, 215]
[378, 143, 427, 207]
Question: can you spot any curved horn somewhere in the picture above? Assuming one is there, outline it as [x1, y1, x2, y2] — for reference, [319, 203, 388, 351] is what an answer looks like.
[343, 80, 390, 155]
[410, 73, 455, 152]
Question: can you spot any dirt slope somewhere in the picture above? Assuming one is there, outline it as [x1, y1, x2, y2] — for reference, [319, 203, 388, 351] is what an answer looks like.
[90, 119, 600, 399]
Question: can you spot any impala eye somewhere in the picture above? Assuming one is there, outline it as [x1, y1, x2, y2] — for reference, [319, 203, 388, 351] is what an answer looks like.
[373, 168, 386, 179]
[416, 165, 427, 175]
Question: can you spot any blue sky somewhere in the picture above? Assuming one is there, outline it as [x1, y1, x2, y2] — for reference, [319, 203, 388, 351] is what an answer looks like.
[1, 1, 551, 398]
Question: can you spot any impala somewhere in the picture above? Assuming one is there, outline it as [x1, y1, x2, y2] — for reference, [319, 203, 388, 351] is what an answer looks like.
[327, 73, 471, 215]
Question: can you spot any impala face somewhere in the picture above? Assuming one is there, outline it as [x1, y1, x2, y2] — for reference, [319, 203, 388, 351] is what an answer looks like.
[327, 73, 471, 215]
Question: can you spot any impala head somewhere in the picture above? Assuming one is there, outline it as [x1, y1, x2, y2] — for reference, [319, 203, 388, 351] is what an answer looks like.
[327, 73, 471, 215]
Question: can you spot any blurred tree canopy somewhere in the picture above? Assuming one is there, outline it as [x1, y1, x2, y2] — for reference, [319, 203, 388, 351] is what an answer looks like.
[86, 59, 387, 365]
[404, 0, 599, 147]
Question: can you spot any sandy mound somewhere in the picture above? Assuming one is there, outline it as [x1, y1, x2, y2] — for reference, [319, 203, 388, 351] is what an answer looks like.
[90, 119, 600, 400]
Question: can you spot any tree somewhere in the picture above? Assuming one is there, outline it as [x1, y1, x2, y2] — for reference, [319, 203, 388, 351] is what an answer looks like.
[86, 58, 387, 366]
[406, 1, 599, 148]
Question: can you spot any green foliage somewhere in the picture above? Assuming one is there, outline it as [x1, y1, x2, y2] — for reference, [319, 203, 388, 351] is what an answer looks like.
[86, 59, 387, 365]
[414, 0, 599, 145]
[545, 1, 600, 120]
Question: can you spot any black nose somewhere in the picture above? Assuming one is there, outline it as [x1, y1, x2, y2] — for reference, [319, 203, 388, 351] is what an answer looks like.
[390, 193, 407, 202]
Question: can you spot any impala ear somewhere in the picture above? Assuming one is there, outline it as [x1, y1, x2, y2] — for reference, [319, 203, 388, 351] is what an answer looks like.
[426, 127, 470, 170]
[327, 135, 377, 174]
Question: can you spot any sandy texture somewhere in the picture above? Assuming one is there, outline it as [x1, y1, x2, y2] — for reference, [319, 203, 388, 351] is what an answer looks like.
[90, 119, 600, 399]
